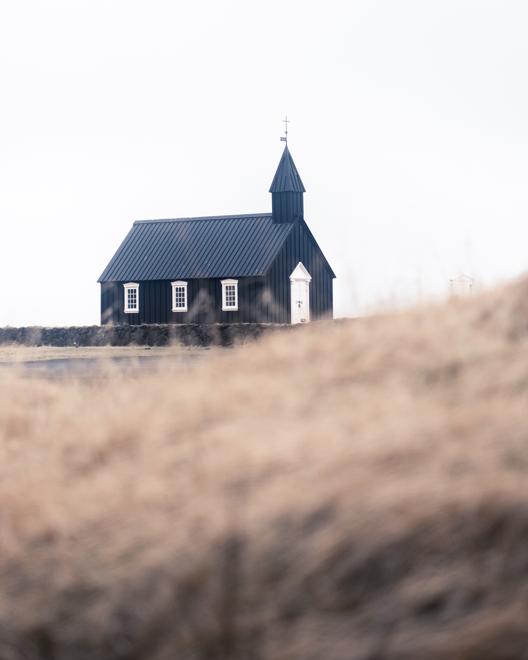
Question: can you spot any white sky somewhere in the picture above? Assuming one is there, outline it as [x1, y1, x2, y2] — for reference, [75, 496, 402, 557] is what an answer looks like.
[1, 0, 527, 326]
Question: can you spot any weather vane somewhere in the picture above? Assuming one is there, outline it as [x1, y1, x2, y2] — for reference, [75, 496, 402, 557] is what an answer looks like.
[280, 116, 290, 143]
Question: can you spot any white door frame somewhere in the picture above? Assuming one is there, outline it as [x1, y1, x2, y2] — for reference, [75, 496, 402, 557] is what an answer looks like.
[290, 262, 312, 324]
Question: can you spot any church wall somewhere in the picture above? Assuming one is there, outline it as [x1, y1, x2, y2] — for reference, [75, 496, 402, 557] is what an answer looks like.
[263, 221, 334, 323]
[100, 277, 268, 325]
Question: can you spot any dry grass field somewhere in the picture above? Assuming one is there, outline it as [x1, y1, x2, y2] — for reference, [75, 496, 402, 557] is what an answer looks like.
[0, 344, 214, 363]
[2, 277, 528, 659]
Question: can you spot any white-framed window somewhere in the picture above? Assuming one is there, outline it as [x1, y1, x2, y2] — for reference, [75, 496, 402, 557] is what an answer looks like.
[123, 282, 139, 313]
[171, 281, 188, 312]
[221, 279, 238, 311]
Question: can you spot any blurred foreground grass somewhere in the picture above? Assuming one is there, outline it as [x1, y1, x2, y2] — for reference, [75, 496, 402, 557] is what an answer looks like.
[1, 278, 528, 659]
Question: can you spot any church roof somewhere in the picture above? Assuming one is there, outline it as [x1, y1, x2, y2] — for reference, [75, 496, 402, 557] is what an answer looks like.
[98, 214, 294, 282]
[269, 145, 306, 193]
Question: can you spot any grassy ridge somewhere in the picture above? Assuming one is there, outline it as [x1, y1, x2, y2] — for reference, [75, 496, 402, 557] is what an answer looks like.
[1, 278, 528, 658]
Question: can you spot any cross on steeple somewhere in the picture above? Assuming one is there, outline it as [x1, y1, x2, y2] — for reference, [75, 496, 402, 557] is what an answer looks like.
[281, 116, 290, 143]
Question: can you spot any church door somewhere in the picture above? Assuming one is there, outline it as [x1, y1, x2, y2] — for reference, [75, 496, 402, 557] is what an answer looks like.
[290, 262, 312, 324]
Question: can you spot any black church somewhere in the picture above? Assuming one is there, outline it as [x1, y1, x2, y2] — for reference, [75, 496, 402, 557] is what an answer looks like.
[98, 144, 335, 325]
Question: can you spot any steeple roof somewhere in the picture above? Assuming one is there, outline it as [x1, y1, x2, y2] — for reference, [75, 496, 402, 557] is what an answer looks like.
[269, 145, 306, 193]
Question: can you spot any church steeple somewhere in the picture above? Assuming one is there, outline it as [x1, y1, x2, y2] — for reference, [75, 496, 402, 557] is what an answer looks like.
[269, 145, 306, 223]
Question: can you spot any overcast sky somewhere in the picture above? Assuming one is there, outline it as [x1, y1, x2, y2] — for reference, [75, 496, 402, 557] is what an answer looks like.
[1, 0, 527, 326]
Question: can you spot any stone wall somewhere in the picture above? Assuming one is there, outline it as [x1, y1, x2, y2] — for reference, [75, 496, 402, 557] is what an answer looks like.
[0, 324, 292, 348]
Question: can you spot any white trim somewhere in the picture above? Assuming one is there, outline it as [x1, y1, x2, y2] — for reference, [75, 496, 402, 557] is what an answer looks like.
[289, 262, 312, 282]
[289, 263, 311, 324]
[123, 282, 139, 314]
[171, 280, 188, 312]
[221, 278, 238, 311]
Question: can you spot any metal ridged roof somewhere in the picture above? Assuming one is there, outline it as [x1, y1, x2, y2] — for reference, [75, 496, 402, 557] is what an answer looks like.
[98, 214, 294, 282]
[269, 145, 306, 193]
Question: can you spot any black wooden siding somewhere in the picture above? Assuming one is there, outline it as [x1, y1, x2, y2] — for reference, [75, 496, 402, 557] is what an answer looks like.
[101, 221, 333, 325]
[102, 278, 266, 325]
[271, 191, 303, 224]
[263, 220, 333, 323]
